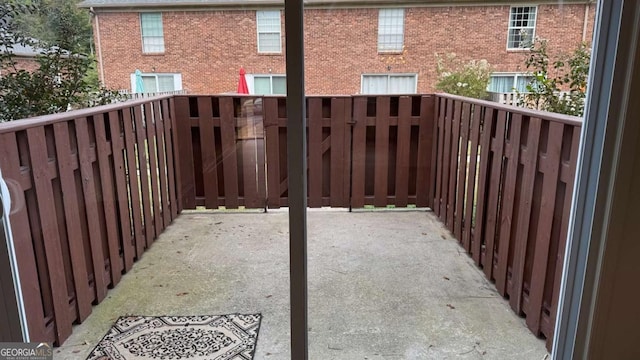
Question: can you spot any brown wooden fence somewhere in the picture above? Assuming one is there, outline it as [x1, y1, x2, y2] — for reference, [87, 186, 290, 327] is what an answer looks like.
[0, 96, 180, 345]
[432, 93, 581, 349]
[173, 94, 435, 210]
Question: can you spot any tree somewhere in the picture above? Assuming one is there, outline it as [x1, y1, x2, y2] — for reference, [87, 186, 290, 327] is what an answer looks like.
[519, 39, 590, 117]
[435, 53, 492, 99]
[1, 0, 122, 122]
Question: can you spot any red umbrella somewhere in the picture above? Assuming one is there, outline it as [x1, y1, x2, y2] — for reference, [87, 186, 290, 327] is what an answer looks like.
[237, 67, 249, 94]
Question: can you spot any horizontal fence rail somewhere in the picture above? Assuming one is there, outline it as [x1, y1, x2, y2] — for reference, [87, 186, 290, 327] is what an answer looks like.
[173, 94, 435, 210]
[432, 93, 581, 350]
[0, 96, 181, 345]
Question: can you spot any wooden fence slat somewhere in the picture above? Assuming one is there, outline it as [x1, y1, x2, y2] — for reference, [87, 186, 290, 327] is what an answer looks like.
[94, 114, 123, 285]
[330, 98, 347, 207]
[26, 127, 73, 343]
[164, 99, 179, 218]
[526, 121, 565, 335]
[75, 117, 108, 302]
[308, 98, 323, 208]
[495, 114, 523, 296]
[463, 105, 482, 253]
[264, 98, 281, 209]
[0, 133, 47, 340]
[374, 97, 390, 207]
[510, 117, 543, 313]
[417, 95, 435, 208]
[483, 110, 507, 279]
[122, 108, 146, 258]
[145, 103, 163, 236]
[107, 111, 135, 272]
[173, 97, 196, 209]
[446, 101, 462, 230]
[440, 98, 454, 220]
[350, 97, 367, 208]
[133, 106, 154, 247]
[395, 96, 412, 207]
[342, 99, 353, 208]
[154, 105, 171, 226]
[198, 97, 219, 209]
[472, 107, 494, 265]
[434, 97, 446, 216]
[220, 97, 240, 209]
[238, 98, 264, 209]
[52, 123, 92, 322]
[454, 103, 471, 240]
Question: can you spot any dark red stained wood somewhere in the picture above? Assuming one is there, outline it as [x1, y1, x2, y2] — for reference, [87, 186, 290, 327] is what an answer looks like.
[264, 98, 281, 209]
[26, 127, 73, 344]
[308, 98, 323, 208]
[433, 97, 446, 216]
[374, 96, 390, 207]
[454, 103, 471, 240]
[173, 96, 196, 209]
[153, 106, 171, 226]
[463, 105, 482, 253]
[122, 108, 145, 259]
[526, 121, 564, 334]
[395, 96, 412, 207]
[341, 99, 352, 207]
[0, 133, 47, 340]
[145, 103, 163, 236]
[446, 100, 462, 231]
[417, 95, 435, 208]
[547, 125, 581, 349]
[350, 97, 367, 208]
[75, 117, 108, 302]
[330, 98, 346, 207]
[197, 97, 219, 209]
[107, 111, 135, 272]
[219, 97, 240, 209]
[93, 114, 123, 285]
[472, 107, 494, 265]
[238, 99, 264, 209]
[510, 117, 543, 313]
[163, 99, 179, 218]
[495, 113, 523, 296]
[52, 123, 92, 322]
[483, 110, 507, 279]
[439, 98, 454, 220]
[133, 106, 154, 247]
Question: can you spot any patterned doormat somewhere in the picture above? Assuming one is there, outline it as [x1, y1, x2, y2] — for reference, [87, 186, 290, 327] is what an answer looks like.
[87, 314, 261, 360]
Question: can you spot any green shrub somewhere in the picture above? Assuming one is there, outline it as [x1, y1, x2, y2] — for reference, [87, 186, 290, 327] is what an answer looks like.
[435, 53, 492, 99]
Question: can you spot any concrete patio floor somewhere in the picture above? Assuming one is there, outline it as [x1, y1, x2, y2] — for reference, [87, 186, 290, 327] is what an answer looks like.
[55, 209, 548, 359]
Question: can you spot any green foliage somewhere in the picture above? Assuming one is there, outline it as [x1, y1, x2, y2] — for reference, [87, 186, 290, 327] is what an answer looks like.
[435, 53, 492, 99]
[1, 0, 123, 122]
[519, 39, 591, 117]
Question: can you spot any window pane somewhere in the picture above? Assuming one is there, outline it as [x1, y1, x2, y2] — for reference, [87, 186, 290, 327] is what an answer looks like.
[257, 10, 281, 53]
[489, 75, 515, 92]
[258, 33, 281, 53]
[362, 75, 388, 94]
[254, 77, 272, 95]
[142, 76, 158, 93]
[272, 76, 287, 94]
[508, 7, 536, 49]
[157, 75, 175, 92]
[141, 13, 164, 53]
[378, 9, 404, 52]
[388, 75, 416, 94]
[515, 76, 533, 92]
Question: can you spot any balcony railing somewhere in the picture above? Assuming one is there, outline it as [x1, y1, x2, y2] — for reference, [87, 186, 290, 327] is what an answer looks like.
[0, 93, 581, 351]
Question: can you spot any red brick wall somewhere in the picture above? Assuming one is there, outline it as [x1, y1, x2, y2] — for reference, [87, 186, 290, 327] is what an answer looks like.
[94, 3, 595, 95]
[1, 57, 40, 75]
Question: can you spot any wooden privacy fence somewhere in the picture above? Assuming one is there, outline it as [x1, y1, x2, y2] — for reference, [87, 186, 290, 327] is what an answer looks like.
[0, 96, 180, 345]
[173, 94, 436, 210]
[432, 93, 581, 350]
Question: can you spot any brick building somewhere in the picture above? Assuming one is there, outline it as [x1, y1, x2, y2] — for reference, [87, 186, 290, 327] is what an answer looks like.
[80, 0, 595, 95]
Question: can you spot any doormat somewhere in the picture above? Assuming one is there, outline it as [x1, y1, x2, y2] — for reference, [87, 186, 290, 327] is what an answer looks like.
[87, 314, 262, 360]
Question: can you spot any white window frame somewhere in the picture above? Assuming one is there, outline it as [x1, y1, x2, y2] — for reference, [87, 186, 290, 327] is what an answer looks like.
[507, 6, 537, 50]
[360, 73, 418, 94]
[140, 12, 165, 54]
[252, 74, 286, 95]
[377, 8, 405, 53]
[256, 10, 282, 53]
[488, 72, 534, 93]
[129, 73, 182, 93]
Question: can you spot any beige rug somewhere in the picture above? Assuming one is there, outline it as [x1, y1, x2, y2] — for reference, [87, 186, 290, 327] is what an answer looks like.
[87, 314, 261, 360]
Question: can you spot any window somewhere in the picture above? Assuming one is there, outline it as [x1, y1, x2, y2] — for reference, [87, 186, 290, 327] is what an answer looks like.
[361, 74, 417, 94]
[488, 73, 533, 93]
[130, 73, 182, 93]
[140, 13, 164, 53]
[378, 9, 405, 53]
[257, 11, 282, 53]
[253, 75, 286, 95]
[507, 6, 537, 49]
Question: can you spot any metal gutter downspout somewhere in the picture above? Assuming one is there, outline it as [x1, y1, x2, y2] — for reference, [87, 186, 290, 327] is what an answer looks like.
[91, 8, 106, 84]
